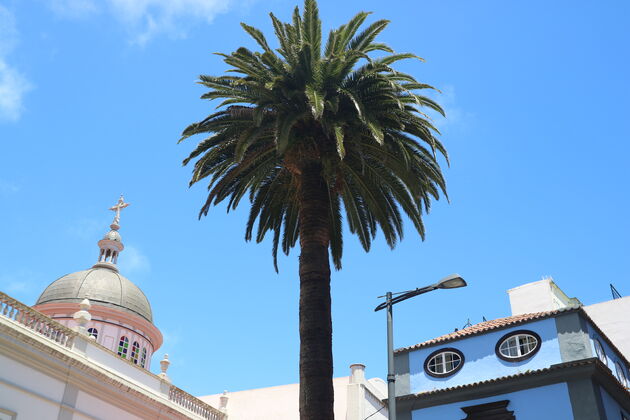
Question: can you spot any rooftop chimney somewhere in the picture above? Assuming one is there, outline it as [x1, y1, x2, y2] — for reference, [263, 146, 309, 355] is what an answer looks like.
[508, 277, 581, 315]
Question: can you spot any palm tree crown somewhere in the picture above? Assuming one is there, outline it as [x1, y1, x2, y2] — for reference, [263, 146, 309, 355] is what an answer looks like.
[180, 0, 448, 270]
[180, 1, 448, 418]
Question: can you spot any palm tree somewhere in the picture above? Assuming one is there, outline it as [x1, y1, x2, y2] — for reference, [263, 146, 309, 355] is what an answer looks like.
[179, 1, 448, 417]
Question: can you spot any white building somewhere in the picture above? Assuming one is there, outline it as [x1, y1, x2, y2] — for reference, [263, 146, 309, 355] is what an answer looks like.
[200, 364, 387, 420]
[0, 197, 224, 420]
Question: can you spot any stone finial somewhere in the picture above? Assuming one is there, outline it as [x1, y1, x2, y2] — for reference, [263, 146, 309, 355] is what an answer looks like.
[158, 354, 171, 382]
[219, 390, 229, 413]
[73, 298, 92, 336]
[349, 363, 366, 384]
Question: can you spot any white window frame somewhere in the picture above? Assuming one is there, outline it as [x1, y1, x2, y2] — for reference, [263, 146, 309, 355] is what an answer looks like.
[425, 349, 464, 377]
[594, 339, 607, 365]
[495, 330, 541, 362]
[140, 348, 147, 368]
[615, 362, 628, 388]
[499, 334, 537, 358]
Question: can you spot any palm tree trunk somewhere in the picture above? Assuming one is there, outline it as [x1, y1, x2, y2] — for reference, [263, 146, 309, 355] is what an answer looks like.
[297, 161, 334, 420]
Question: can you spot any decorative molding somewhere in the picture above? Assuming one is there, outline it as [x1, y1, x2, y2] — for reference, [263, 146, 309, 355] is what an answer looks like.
[461, 400, 514, 420]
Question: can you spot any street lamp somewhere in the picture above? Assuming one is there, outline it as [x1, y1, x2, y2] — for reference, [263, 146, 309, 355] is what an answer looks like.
[374, 274, 467, 420]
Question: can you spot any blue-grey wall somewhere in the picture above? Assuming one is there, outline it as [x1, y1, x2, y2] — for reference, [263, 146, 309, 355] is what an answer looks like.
[407, 318, 561, 393]
[411, 383, 573, 420]
[586, 322, 630, 384]
[599, 385, 629, 420]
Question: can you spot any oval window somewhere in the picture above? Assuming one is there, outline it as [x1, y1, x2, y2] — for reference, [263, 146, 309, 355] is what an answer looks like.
[615, 362, 628, 388]
[424, 348, 464, 377]
[594, 339, 607, 365]
[495, 330, 541, 362]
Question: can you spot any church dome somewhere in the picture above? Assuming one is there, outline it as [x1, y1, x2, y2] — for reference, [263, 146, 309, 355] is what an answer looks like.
[36, 266, 153, 322]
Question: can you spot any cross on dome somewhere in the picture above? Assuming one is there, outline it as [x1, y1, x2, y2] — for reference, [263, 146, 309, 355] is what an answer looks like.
[94, 195, 129, 269]
[109, 195, 130, 230]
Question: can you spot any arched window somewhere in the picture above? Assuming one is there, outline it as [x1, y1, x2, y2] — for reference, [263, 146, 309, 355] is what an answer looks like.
[615, 362, 628, 388]
[424, 348, 464, 377]
[140, 348, 147, 368]
[594, 339, 607, 365]
[87, 327, 98, 340]
[117, 336, 129, 358]
[131, 341, 140, 364]
[496, 330, 541, 362]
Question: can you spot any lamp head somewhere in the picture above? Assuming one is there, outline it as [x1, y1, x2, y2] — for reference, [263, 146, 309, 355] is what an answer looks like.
[436, 274, 467, 289]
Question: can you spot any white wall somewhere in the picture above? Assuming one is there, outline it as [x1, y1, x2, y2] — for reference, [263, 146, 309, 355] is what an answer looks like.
[584, 296, 630, 361]
[0, 353, 66, 420]
[199, 369, 387, 420]
[508, 278, 580, 315]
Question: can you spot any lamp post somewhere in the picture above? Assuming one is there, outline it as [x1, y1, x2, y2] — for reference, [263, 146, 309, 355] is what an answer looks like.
[375, 274, 467, 420]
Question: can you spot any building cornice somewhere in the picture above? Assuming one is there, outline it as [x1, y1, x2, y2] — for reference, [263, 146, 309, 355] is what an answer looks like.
[395, 358, 630, 413]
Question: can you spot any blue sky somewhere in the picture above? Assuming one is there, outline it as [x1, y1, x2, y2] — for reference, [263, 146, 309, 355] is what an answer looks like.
[1, 0, 629, 397]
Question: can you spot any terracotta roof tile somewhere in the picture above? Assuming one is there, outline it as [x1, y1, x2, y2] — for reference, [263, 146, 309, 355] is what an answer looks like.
[395, 306, 580, 354]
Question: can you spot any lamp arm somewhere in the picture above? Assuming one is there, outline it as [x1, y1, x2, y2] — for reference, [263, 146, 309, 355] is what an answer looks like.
[390, 286, 437, 305]
[374, 285, 437, 311]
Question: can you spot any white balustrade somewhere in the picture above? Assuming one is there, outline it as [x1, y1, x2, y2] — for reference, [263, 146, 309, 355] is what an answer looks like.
[0, 291, 76, 348]
[168, 386, 226, 420]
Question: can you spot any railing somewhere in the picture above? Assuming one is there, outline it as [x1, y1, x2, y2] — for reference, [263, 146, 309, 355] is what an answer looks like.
[611, 283, 623, 299]
[169, 386, 226, 420]
[0, 291, 76, 348]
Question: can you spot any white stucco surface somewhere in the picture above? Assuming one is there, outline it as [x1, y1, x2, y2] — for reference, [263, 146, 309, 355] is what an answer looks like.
[508, 278, 580, 315]
[584, 296, 630, 361]
[199, 374, 387, 420]
[0, 352, 66, 420]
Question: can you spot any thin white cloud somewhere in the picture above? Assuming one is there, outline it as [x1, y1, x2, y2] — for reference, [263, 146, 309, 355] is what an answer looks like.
[0, 179, 19, 194]
[160, 329, 180, 347]
[47, 0, 99, 18]
[0, 60, 32, 121]
[0, 5, 32, 122]
[430, 85, 474, 133]
[66, 217, 103, 240]
[46, 0, 233, 45]
[0, 269, 45, 303]
[6, 280, 29, 293]
[118, 245, 151, 274]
